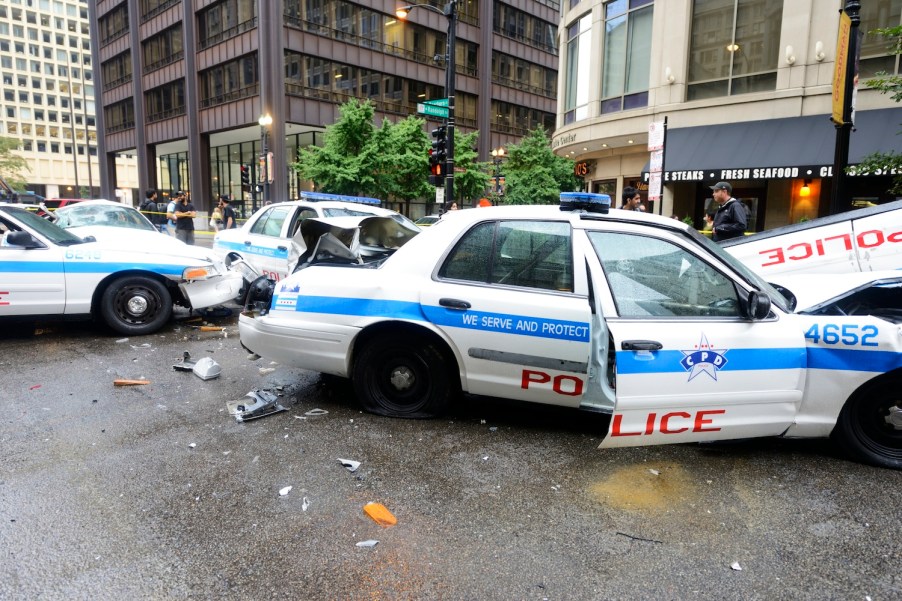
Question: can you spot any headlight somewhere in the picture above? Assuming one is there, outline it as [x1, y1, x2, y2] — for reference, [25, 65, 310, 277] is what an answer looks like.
[183, 265, 219, 280]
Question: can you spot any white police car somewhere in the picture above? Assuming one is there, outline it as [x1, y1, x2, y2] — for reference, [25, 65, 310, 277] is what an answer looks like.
[1, 203, 243, 335]
[212, 196, 419, 282]
[239, 193, 902, 469]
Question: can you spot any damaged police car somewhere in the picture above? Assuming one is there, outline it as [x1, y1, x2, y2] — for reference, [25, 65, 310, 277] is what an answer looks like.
[239, 194, 902, 469]
[1, 203, 243, 335]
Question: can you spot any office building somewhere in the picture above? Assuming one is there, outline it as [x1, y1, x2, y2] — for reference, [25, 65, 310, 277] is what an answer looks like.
[1, 0, 137, 201]
[553, 0, 902, 230]
[91, 0, 560, 216]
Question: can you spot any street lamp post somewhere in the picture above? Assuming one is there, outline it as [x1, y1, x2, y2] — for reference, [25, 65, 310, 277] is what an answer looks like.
[397, 1, 457, 210]
[830, 0, 861, 215]
[258, 114, 272, 210]
[491, 147, 505, 198]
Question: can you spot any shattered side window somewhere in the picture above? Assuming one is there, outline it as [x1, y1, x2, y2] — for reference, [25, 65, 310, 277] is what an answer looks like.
[438, 221, 494, 283]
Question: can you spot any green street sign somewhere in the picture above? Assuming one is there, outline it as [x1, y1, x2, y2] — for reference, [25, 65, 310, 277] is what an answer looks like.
[424, 98, 449, 107]
[417, 103, 449, 118]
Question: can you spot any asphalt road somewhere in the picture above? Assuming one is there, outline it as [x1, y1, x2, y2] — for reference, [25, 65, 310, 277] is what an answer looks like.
[2, 310, 901, 600]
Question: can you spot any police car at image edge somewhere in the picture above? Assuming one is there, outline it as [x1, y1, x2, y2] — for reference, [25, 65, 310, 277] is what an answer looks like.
[0, 203, 244, 335]
[239, 192, 902, 469]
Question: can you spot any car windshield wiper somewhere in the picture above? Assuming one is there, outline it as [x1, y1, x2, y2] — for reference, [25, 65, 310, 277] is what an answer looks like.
[56, 238, 87, 246]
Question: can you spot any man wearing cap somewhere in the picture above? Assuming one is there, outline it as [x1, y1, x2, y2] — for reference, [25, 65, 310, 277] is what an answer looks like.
[709, 181, 747, 242]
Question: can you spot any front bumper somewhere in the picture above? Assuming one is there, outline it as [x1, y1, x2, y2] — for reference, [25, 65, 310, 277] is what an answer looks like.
[180, 271, 244, 309]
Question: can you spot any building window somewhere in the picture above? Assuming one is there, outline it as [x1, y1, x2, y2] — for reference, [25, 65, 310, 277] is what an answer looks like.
[493, 52, 557, 97]
[564, 13, 591, 125]
[198, 0, 257, 49]
[199, 53, 259, 108]
[140, 0, 180, 22]
[104, 99, 135, 132]
[102, 51, 132, 90]
[687, 0, 782, 100]
[859, 0, 902, 78]
[142, 25, 183, 72]
[493, 2, 557, 53]
[146, 79, 186, 122]
[98, 4, 128, 45]
[601, 0, 653, 114]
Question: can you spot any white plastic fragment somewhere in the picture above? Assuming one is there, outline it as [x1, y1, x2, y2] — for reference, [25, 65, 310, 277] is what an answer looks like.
[356, 540, 379, 548]
[115, 338, 129, 343]
[259, 367, 276, 375]
[188, 443, 197, 449]
[302, 497, 310, 511]
[279, 486, 293, 496]
[338, 458, 361, 472]
[649, 469, 660, 476]
[305, 408, 329, 416]
[731, 562, 742, 571]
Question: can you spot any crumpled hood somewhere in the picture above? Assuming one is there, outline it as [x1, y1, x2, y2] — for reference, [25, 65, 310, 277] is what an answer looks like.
[768, 271, 902, 312]
[289, 215, 419, 268]
[71, 226, 221, 264]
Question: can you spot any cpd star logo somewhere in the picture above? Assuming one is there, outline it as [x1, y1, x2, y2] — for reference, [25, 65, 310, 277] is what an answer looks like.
[680, 334, 728, 381]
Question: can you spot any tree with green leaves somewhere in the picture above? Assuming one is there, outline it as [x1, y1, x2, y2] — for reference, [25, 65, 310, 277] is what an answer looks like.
[853, 25, 902, 193]
[0, 137, 30, 192]
[450, 129, 490, 206]
[499, 128, 580, 205]
[371, 115, 434, 206]
[292, 98, 379, 196]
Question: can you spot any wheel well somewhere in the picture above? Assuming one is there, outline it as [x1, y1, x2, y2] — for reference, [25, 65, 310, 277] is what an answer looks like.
[91, 270, 183, 316]
[831, 367, 902, 434]
[351, 321, 462, 390]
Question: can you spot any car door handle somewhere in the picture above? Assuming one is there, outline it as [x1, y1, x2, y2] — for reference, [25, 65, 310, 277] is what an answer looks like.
[439, 298, 471, 310]
[277, 246, 287, 251]
[621, 340, 663, 351]
[243, 240, 252, 246]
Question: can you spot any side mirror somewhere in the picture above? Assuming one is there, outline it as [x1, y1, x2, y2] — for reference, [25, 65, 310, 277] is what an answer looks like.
[5, 231, 40, 248]
[747, 290, 772, 320]
[82, 235, 97, 243]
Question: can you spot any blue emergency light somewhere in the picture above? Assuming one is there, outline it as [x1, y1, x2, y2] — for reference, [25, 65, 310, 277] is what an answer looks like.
[559, 192, 611, 214]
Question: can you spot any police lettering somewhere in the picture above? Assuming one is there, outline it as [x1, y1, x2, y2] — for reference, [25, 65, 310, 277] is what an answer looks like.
[610, 410, 726, 436]
[521, 369, 584, 397]
[759, 229, 902, 267]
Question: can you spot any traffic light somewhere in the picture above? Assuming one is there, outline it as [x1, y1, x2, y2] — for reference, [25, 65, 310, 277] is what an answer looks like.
[240, 164, 250, 186]
[431, 126, 447, 164]
[428, 148, 444, 186]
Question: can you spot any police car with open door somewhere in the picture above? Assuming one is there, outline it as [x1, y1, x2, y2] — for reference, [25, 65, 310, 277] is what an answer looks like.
[239, 193, 902, 469]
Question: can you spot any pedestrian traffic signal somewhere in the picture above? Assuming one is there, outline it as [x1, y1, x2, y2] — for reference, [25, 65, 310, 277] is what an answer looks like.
[428, 148, 444, 186]
[240, 164, 250, 186]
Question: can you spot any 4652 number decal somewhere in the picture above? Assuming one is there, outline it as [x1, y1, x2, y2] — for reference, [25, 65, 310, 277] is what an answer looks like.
[804, 323, 878, 346]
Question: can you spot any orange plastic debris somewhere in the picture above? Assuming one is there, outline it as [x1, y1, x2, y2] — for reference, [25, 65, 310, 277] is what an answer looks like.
[199, 326, 225, 332]
[113, 379, 150, 386]
[363, 502, 397, 526]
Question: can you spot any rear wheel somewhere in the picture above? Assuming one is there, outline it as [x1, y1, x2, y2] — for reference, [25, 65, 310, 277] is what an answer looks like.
[100, 276, 172, 336]
[832, 377, 902, 469]
[352, 335, 454, 418]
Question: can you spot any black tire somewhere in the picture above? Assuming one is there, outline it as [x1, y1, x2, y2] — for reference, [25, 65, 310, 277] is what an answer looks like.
[832, 377, 902, 469]
[100, 276, 173, 336]
[352, 335, 454, 418]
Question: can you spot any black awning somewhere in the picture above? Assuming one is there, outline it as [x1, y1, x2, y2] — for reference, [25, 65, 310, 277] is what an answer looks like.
[644, 108, 902, 180]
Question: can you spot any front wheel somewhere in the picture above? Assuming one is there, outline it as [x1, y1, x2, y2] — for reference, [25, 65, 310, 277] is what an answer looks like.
[100, 276, 172, 335]
[352, 335, 454, 418]
[832, 377, 902, 469]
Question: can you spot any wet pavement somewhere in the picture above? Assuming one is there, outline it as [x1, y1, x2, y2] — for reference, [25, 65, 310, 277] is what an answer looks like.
[2, 311, 902, 600]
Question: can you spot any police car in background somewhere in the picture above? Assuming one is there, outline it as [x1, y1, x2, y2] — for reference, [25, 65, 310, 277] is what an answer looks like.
[239, 193, 902, 469]
[722, 199, 902, 276]
[212, 193, 420, 282]
[0, 203, 243, 335]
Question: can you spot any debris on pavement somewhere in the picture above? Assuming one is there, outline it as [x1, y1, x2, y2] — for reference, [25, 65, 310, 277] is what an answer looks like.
[337, 458, 361, 473]
[279, 486, 292, 496]
[356, 540, 379, 548]
[188, 443, 197, 449]
[192, 356, 221, 380]
[173, 351, 197, 371]
[226, 389, 287, 422]
[304, 408, 329, 416]
[731, 562, 742, 571]
[363, 502, 397, 527]
[258, 367, 276, 375]
[302, 497, 310, 511]
[113, 379, 150, 386]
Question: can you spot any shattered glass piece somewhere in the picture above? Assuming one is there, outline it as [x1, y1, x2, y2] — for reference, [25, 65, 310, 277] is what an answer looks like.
[302, 497, 310, 511]
[355, 540, 379, 548]
[731, 562, 742, 571]
[279, 486, 292, 496]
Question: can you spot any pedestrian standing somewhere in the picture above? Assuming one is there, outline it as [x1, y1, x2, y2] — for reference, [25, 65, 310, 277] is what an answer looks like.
[174, 192, 197, 245]
[165, 192, 180, 237]
[139, 190, 163, 232]
[209, 200, 223, 232]
[220, 195, 237, 229]
[620, 186, 642, 211]
[709, 181, 747, 242]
